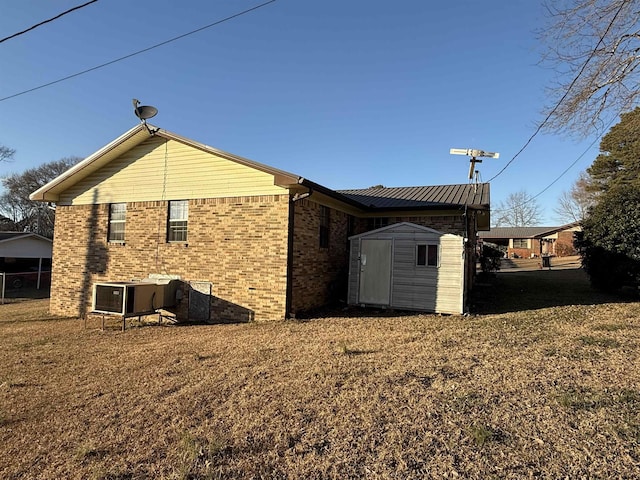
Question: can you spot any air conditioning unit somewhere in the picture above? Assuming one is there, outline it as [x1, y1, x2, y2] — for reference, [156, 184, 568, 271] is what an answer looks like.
[92, 282, 160, 316]
[92, 275, 181, 316]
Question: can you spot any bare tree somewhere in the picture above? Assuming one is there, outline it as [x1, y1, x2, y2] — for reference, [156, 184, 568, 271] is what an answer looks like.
[554, 171, 598, 223]
[540, 0, 640, 135]
[0, 145, 15, 162]
[0, 157, 81, 237]
[493, 190, 543, 227]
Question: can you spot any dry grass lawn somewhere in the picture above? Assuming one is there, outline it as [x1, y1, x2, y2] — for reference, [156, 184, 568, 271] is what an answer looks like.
[1, 269, 639, 479]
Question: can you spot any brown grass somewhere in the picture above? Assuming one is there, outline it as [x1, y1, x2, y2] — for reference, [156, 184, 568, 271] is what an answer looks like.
[1, 277, 640, 478]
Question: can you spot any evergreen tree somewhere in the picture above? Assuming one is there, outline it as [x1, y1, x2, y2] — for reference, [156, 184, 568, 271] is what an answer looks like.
[577, 184, 640, 291]
[578, 108, 640, 291]
[588, 107, 640, 193]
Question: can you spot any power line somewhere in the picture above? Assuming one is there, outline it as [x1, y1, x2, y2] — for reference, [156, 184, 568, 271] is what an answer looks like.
[529, 136, 599, 201]
[0, 0, 99, 44]
[527, 108, 623, 203]
[499, 109, 622, 216]
[0, 0, 277, 102]
[487, 0, 626, 183]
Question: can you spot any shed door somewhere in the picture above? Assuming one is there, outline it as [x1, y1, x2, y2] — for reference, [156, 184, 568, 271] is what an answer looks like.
[359, 239, 392, 305]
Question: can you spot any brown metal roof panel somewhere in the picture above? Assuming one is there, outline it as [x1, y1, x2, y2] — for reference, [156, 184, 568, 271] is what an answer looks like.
[337, 183, 489, 209]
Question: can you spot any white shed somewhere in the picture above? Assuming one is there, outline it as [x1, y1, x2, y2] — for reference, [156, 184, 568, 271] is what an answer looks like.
[347, 222, 467, 314]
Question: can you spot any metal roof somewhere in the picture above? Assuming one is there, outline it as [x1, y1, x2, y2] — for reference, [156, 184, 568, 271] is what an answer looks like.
[337, 183, 490, 210]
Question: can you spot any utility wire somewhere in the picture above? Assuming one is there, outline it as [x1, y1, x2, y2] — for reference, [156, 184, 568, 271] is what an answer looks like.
[528, 136, 599, 201]
[523, 107, 623, 205]
[0, 0, 277, 102]
[0, 0, 99, 44]
[487, 0, 626, 183]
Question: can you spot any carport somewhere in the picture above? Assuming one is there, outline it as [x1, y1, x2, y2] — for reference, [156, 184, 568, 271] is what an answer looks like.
[0, 232, 53, 290]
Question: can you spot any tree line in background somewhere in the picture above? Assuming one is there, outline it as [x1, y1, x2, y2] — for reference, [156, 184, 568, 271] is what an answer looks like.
[0, 147, 80, 238]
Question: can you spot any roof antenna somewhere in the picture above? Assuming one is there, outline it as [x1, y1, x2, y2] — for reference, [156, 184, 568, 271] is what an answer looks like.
[133, 99, 159, 135]
[449, 148, 500, 182]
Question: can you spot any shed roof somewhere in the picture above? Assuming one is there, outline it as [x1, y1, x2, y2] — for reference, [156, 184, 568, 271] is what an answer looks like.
[349, 221, 450, 240]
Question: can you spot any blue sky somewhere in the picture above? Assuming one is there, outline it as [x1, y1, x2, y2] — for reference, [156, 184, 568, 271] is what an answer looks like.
[0, 0, 603, 225]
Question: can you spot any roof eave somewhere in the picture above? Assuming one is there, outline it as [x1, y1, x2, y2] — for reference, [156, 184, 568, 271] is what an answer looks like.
[298, 178, 368, 210]
[30, 124, 150, 202]
[361, 202, 489, 212]
[0, 232, 53, 244]
[29, 124, 303, 202]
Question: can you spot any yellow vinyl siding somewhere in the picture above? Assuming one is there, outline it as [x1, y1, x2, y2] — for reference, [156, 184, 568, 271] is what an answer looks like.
[60, 136, 287, 205]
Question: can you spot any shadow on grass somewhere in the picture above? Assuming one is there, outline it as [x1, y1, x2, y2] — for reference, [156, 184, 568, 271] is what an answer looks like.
[470, 267, 636, 314]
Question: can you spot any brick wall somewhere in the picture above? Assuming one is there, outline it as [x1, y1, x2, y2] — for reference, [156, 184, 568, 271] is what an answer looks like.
[51, 195, 290, 322]
[290, 199, 350, 315]
[556, 231, 577, 256]
[353, 214, 467, 237]
[51, 194, 487, 321]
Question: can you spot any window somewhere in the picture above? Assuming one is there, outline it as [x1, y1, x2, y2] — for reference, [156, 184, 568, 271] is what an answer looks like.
[168, 200, 188, 242]
[513, 238, 528, 248]
[319, 205, 330, 248]
[368, 217, 389, 230]
[108, 203, 126, 242]
[417, 244, 438, 267]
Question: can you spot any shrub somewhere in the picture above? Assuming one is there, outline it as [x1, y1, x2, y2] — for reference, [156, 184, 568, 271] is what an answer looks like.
[576, 185, 640, 291]
[555, 241, 576, 257]
[479, 244, 502, 274]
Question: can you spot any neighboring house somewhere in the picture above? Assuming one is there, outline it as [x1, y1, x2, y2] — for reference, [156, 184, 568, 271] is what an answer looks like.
[0, 232, 53, 289]
[479, 222, 581, 259]
[30, 124, 490, 322]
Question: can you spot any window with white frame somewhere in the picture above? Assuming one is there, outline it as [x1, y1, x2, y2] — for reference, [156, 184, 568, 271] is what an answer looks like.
[513, 238, 528, 248]
[416, 244, 438, 267]
[168, 200, 188, 242]
[108, 203, 126, 242]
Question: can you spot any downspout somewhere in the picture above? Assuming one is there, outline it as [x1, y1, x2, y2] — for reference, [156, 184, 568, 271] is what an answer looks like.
[285, 189, 312, 319]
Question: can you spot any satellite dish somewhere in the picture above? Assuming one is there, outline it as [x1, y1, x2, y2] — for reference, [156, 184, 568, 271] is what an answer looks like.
[134, 105, 158, 120]
[132, 99, 159, 134]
